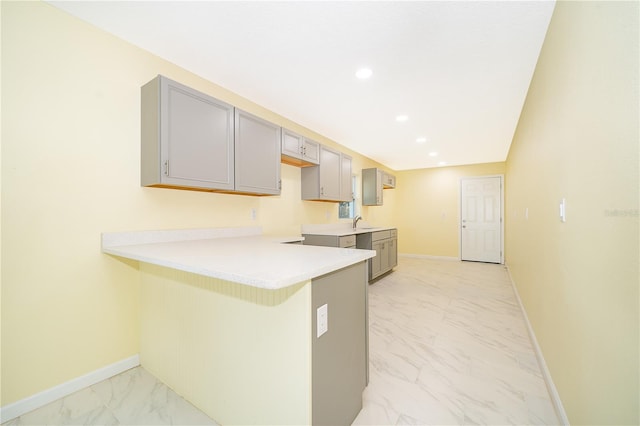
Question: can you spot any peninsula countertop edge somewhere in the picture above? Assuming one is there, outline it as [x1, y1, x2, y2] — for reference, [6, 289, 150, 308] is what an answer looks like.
[101, 227, 375, 290]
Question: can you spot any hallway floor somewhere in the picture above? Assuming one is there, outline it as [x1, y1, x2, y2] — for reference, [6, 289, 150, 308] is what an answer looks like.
[4, 257, 559, 425]
[353, 257, 559, 425]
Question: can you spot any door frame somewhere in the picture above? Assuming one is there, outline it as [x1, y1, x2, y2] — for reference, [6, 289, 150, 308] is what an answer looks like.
[459, 175, 504, 264]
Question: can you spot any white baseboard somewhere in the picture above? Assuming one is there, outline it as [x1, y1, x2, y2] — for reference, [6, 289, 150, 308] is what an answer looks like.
[0, 354, 140, 423]
[399, 253, 460, 261]
[505, 266, 570, 425]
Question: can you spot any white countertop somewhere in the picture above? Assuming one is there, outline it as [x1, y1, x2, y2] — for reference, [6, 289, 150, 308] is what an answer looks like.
[102, 227, 375, 290]
[301, 223, 396, 237]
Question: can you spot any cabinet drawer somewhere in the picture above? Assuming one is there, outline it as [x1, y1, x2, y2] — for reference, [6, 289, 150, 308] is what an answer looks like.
[390, 229, 397, 238]
[338, 235, 356, 248]
[372, 230, 391, 242]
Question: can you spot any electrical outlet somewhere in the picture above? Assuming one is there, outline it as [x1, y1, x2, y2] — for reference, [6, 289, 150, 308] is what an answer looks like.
[251, 208, 257, 221]
[317, 304, 328, 338]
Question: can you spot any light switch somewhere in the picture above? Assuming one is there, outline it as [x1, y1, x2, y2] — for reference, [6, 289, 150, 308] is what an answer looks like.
[317, 304, 328, 338]
[559, 198, 566, 222]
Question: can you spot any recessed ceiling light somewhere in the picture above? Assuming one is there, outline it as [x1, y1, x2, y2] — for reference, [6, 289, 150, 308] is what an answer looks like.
[416, 137, 428, 144]
[438, 161, 447, 166]
[396, 115, 409, 122]
[429, 152, 438, 157]
[355, 68, 373, 79]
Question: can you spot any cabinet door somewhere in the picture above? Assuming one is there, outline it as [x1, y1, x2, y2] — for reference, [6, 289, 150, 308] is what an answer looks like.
[319, 146, 341, 200]
[371, 241, 382, 279]
[145, 76, 235, 190]
[383, 173, 396, 189]
[340, 154, 353, 202]
[282, 129, 303, 159]
[380, 240, 390, 273]
[282, 129, 320, 167]
[376, 169, 384, 204]
[388, 238, 398, 268]
[302, 138, 320, 165]
[235, 109, 281, 195]
[362, 168, 383, 206]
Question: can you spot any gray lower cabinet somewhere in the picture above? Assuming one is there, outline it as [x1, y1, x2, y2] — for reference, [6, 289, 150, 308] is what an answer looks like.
[357, 229, 398, 281]
[312, 261, 368, 426]
[372, 237, 389, 278]
[388, 229, 398, 269]
[141, 75, 281, 195]
[303, 234, 356, 248]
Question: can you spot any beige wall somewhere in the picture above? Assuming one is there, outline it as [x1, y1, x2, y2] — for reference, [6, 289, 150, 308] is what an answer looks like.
[139, 265, 312, 425]
[505, 1, 639, 424]
[0, 1, 394, 405]
[396, 162, 505, 257]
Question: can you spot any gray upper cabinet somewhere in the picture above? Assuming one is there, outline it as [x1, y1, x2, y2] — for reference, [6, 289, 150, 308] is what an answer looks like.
[281, 129, 320, 167]
[141, 75, 281, 196]
[142, 75, 234, 191]
[362, 168, 384, 206]
[383, 172, 396, 189]
[302, 147, 352, 202]
[340, 153, 353, 202]
[303, 138, 321, 165]
[302, 145, 342, 201]
[235, 109, 281, 195]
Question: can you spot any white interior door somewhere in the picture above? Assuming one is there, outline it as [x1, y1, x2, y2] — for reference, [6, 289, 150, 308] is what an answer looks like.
[460, 176, 503, 263]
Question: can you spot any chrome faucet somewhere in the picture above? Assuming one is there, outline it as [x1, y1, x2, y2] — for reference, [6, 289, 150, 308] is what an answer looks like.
[353, 215, 362, 229]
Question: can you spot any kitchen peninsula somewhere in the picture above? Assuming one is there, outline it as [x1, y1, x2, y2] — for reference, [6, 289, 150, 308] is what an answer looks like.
[101, 227, 375, 425]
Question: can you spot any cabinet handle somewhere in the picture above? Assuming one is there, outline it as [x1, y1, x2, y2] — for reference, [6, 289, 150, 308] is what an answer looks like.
[279, 180, 282, 190]
[164, 160, 169, 176]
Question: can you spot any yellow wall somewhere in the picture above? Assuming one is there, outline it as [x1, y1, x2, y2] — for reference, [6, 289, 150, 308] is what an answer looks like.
[505, 1, 639, 424]
[396, 162, 505, 257]
[0, 1, 394, 405]
[139, 264, 312, 425]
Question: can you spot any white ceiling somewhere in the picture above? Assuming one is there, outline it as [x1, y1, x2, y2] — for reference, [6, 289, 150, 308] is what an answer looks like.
[49, 1, 555, 171]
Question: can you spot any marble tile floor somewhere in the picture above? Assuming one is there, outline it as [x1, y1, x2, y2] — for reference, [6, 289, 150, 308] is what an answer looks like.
[353, 257, 559, 425]
[4, 257, 559, 425]
[2, 367, 217, 426]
